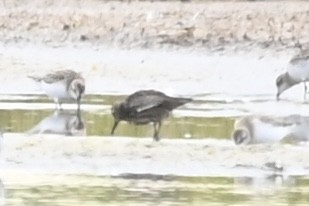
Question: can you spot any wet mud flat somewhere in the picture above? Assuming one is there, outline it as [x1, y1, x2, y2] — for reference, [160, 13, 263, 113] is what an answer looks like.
[0, 43, 296, 96]
[0, 94, 308, 177]
[1, 133, 309, 205]
[1, 0, 309, 205]
[1, 1, 309, 52]
[2, 134, 309, 177]
[1, 0, 309, 97]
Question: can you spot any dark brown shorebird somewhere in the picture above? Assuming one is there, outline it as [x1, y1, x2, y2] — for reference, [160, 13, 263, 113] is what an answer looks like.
[111, 90, 192, 141]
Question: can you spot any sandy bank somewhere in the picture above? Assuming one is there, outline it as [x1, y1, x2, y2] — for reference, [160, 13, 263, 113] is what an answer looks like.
[1, 134, 309, 177]
[0, 44, 296, 97]
[1, 1, 309, 53]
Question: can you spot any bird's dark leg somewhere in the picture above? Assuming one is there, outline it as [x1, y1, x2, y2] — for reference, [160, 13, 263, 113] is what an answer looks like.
[153, 121, 161, 142]
[74, 109, 84, 130]
[304, 82, 308, 100]
[111, 120, 119, 135]
[77, 98, 81, 112]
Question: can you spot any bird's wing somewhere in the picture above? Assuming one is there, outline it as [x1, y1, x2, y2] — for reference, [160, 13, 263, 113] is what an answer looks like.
[289, 53, 309, 65]
[42, 70, 79, 84]
[260, 115, 302, 126]
[126, 91, 167, 113]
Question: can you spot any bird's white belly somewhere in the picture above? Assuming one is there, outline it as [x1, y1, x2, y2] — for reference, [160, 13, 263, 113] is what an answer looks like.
[41, 81, 70, 99]
[252, 119, 292, 143]
[288, 61, 309, 82]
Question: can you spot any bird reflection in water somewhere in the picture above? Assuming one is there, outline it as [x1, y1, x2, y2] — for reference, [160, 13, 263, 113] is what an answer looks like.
[233, 174, 295, 194]
[0, 179, 5, 206]
[27, 110, 85, 136]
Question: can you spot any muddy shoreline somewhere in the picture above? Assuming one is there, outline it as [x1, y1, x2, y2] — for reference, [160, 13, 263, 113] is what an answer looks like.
[0, 44, 295, 97]
[0, 1, 308, 97]
[1, 134, 309, 177]
[1, 1, 309, 53]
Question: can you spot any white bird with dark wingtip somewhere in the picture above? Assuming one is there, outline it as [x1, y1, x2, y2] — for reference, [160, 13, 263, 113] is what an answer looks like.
[232, 115, 309, 145]
[28, 70, 85, 110]
[276, 54, 309, 100]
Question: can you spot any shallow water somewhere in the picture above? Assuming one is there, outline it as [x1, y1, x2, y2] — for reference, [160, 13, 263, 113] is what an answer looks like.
[0, 94, 237, 139]
[1, 174, 309, 206]
[1, 93, 309, 140]
[0, 93, 308, 205]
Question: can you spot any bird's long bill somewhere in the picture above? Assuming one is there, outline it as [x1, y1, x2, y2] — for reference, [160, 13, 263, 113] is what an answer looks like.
[111, 120, 119, 135]
[75, 82, 85, 111]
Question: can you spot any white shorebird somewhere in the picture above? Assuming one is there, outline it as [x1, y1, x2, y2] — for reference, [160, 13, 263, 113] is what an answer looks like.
[28, 70, 85, 110]
[276, 54, 309, 100]
[232, 115, 309, 145]
[27, 110, 84, 136]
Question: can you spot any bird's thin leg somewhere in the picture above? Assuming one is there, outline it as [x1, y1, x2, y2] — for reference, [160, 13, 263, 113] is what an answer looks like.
[54, 98, 61, 110]
[111, 120, 119, 135]
[77, 99, 81, 112]
[59, 101, 63, 110]
[54, 99, 57, 110]
[153, 121, 161, 142]
[304, 82, 308, 100]
[73, 109, 84, 131]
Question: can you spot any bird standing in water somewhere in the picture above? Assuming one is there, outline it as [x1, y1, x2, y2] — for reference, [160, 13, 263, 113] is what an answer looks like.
[28, 70, 85, 111]
[111, 90, 192, 141]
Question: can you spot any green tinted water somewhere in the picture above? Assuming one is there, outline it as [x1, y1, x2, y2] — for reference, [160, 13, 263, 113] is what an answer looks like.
[0, 94, 235, 139]
[1, 94, 309, 206]
[2, 175, 309, 206]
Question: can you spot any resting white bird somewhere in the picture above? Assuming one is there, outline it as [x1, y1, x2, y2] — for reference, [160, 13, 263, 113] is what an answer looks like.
[232, 115, 309, 145]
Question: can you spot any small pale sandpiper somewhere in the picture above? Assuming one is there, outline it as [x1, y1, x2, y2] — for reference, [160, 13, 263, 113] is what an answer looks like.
[232, 115, 309, 145]
[276, 54, 309, 100]
[28, 70, 85, 110]
[111, 90, 192, 141]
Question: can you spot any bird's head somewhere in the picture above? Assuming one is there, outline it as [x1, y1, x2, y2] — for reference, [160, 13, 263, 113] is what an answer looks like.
[111, 102, 125, 121]
[69, 78, 85, 101]
[232, 129, 251, 145]
[275, 73, 291, 101]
